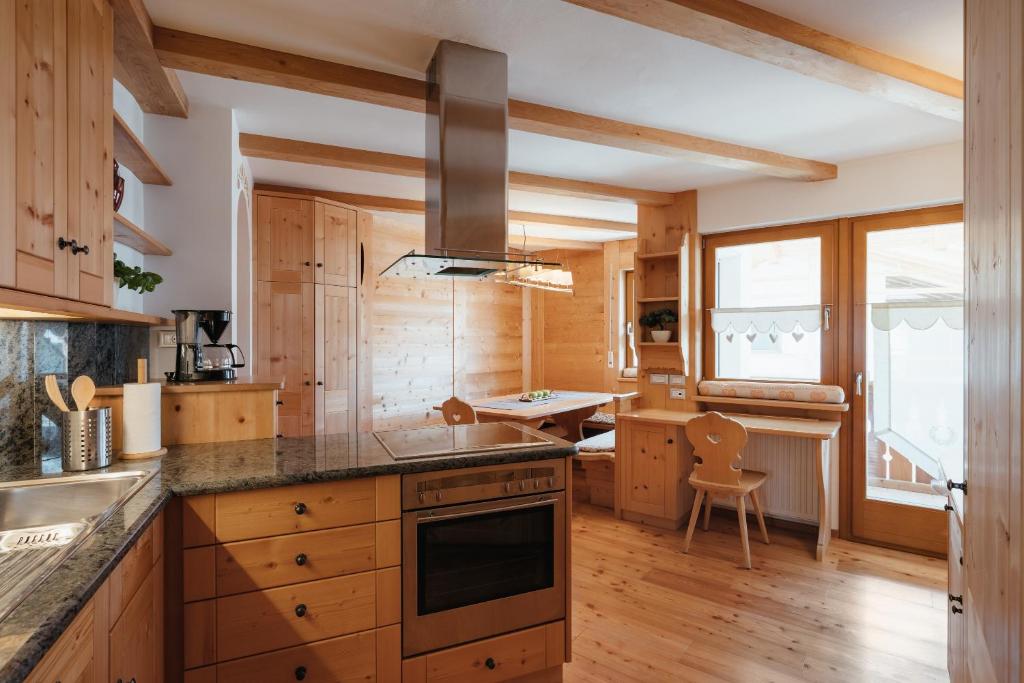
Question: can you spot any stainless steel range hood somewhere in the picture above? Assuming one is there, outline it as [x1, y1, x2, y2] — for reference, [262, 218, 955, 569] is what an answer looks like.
[380, 40, 558, 280]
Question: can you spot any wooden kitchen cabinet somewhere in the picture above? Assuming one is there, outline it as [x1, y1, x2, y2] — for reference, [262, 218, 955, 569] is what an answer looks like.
[3, 0, 114, 304]
[253, 189, 369, 436]
[316, 202, 358, 287]
[616, 418, 694, 529]
[24, 584, 109, 683]
[316, 284, 357, 435]
[255, 195, 315, 283]
[109, 563, 164, 683]
[255, 280, 315, 437]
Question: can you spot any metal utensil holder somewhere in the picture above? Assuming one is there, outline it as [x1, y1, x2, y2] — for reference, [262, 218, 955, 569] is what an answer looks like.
[61, 408, 113, 471]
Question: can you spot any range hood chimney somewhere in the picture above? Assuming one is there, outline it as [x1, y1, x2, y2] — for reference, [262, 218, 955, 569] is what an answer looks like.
[380, 40, 557, 280]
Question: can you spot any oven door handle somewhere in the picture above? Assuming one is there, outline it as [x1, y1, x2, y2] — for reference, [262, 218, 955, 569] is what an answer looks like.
[416, 496, 557, 524]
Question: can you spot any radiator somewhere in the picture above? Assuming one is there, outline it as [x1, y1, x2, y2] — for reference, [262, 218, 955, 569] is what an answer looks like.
[711, 433, 834, 526]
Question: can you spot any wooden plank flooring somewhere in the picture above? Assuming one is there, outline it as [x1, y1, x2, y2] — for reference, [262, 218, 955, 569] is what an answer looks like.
[565, 505, 949, 683]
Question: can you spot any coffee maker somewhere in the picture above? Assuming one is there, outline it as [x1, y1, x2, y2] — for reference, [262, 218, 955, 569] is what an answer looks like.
[166, 310, 246, 382]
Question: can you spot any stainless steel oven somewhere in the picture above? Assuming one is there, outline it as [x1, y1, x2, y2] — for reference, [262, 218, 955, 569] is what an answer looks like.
[401, 459, 567, 656]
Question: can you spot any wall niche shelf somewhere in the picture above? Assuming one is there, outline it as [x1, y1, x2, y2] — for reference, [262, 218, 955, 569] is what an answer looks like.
[638, 296, 679, 303]
[114, 212, 172, 256]
[113, 112, 172, 186]
[637, 250, 680, 261]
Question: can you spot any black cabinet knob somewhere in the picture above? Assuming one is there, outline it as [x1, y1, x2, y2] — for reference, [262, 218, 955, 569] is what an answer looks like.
[304, 261, 311, 266]
[485, 657, 496, 670]
[295, 553, 308, 566]
[949, 594, 963, 604]
[276, 433, 283, 438]
[316, 380, 323, 386]
[276, 400, 284, 406]
[947, 479, 967, 493]
[316, 262, 323, 267]
[666, 438, 673, 444]
[305, 380, 311, 386]
[295, 502, 307, 515]
[951, 605, 963, 614]
[294, 666, 307, 681]
[295, 603, 307, 617]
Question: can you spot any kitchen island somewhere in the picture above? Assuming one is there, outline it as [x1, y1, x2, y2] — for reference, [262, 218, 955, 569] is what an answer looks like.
[0, 425, 576, 683]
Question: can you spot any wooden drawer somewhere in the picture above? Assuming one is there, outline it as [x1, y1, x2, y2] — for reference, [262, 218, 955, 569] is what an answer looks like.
[214, 520, 399, 595]
[217, 629, 375, 683]
[214, 476, 400, 542]
[24, 591, 103, 683]
[404, 622, 565, 683]
[109, 510, 163, 620]
[216, 570, 379, 661]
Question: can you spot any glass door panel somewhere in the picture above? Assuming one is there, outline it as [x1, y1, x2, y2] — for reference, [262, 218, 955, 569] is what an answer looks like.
[852, 207, 963, 553]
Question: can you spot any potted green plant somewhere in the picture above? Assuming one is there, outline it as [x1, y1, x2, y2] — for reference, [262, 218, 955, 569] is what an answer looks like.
[115, 255, 163, 293]
[640, 308, 678, 343]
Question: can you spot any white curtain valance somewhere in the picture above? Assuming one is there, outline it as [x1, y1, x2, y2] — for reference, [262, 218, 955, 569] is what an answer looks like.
[870, 301, 963, 331]
[710, 305, 823, 334]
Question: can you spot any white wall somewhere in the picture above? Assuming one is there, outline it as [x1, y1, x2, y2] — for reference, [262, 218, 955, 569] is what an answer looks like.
[698, 141, 964, 234]
[112, 81, 145, 313]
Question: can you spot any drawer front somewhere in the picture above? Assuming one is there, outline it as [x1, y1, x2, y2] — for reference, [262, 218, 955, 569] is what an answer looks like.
[109, 511, 162, 619]
[216, 571, 376, 660]
[423, 623, 552, 682]
[216, 523, 379, 595]
[24, 599, 96, 683]
[217, 630, 375, 683]
[215, 478, 376, 542]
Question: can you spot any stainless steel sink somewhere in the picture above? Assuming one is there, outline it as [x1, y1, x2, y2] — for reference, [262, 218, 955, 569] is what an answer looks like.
[0, 470, 155, 621]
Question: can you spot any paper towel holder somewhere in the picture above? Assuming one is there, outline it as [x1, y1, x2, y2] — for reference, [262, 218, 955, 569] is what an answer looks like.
[119, 358, 168, 461]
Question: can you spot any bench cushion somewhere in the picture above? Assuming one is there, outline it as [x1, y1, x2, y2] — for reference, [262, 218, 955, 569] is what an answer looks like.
[576, 429, 615, 455]
[699, 380, 846, 404]
[585, 412, 616, 426]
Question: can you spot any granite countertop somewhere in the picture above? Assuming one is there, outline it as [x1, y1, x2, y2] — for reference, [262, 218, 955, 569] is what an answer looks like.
[0, 429, 576, 682]
[93, 376, 285, 395]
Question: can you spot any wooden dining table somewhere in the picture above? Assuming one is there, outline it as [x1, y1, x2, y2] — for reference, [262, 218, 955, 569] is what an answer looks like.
[435, 391, 616, 441]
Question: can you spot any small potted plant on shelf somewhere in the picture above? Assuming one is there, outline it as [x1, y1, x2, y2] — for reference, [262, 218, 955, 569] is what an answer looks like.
[640, 308, 678, 343]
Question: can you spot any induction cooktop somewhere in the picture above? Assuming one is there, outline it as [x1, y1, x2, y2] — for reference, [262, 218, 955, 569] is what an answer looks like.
[374, 422, 554, 460]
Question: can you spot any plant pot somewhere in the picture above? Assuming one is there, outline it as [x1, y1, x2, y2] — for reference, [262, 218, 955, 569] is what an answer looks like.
[651, 330, 672, 343]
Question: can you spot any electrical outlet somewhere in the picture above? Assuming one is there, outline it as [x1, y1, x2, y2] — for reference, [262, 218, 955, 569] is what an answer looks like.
[650, 373, 668, 385]
[158, 331, 176, 348]
[670, 388, 687, 400]
[669, 374, 685, 385]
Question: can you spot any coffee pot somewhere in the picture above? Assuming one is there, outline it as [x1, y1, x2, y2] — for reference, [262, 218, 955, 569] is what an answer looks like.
[166, 310, 246, 382]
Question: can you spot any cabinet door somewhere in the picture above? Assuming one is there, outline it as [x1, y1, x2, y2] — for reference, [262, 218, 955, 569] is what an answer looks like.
[66, 0, 113, 305]
[12, 0, 69, 298]
[110, 562, 163, 683]
[315, 203, 357, 287]
[947, 507, 966, 682]
[623, 422, 668, 517]
[256, 195, 315, 283]
[256, 281, 314, 436]
[25, 587, 107, 683]
[315, 284, 357, 434]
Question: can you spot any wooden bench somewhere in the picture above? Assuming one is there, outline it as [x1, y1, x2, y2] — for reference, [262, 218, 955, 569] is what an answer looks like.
[573, 430, 615, 508]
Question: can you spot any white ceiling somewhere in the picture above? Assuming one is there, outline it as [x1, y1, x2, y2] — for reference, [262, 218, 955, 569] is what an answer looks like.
[148, 0, 964, 232]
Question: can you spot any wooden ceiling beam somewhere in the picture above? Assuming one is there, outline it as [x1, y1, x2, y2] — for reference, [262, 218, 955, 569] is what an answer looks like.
[239, 133, 675, 204]
[564, 0, 963, 121]
[157, 28, 836, 181]
[254, 184, 637, 234]
[110, 0, 189, 117]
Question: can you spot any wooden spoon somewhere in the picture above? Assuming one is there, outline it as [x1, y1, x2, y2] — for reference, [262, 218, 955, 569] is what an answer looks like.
[70, 375, 96, 412]
[44, 374, 70, 412]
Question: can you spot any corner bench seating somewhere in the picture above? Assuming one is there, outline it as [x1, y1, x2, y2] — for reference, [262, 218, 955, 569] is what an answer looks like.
[573, 429, 616, 508]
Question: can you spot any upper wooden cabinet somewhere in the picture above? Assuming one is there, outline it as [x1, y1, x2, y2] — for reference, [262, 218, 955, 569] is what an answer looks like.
[316, 202, 358, 287]
[255, 195, 315, 283]
[2, 0, 114, 305]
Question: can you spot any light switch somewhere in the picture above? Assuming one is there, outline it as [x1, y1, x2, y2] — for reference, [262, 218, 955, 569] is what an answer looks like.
[669, 374, 685, 385]
[650, 373, 668, 385]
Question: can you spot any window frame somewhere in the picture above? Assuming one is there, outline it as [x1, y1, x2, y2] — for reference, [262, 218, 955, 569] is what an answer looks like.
[701, 220, 838, 385]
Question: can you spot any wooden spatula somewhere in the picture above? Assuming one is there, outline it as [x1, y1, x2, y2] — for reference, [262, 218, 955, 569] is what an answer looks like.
[44, 374, 69, 412]
[70, 375, 96, 412]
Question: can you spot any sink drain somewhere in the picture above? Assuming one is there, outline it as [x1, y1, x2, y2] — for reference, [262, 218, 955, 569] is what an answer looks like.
[0, 523, 85, 552]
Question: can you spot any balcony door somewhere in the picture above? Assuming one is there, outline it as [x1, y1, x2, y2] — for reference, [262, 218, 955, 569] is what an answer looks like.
[851, 205, 964, 554]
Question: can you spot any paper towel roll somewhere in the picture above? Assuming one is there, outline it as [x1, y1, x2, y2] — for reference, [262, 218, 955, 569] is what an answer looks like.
[122, 382, 162, 456]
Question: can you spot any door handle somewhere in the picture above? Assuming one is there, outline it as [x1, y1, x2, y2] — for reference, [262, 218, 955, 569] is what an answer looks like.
[360, 242, 365, 286]
[854, 372, 864, 396]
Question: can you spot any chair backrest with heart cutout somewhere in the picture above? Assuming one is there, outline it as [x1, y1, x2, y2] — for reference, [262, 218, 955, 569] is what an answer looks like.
[441, 396, 478, 426]
[685, 411, 748, 487]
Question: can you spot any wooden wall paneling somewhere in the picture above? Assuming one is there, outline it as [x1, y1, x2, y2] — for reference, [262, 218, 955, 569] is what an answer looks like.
[454, 277, 524, 401]
[255, 194, 314, 283]
[1, 0, 16, 288]
[316, 283, 357, 434]
[66, 0, 113, 305]
[15, 0, 68, 299]
[357, 210, 374, 431]
[964, 0, 1023, 679]
[539, 248, 606, 392]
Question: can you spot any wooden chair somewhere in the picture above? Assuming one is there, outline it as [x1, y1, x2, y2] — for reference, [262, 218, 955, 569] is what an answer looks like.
[440, 396, 477, 426]
[682, 411, 770, 569]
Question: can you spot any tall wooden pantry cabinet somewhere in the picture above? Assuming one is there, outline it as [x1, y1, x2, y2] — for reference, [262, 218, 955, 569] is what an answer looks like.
[253, 190, 371, 436]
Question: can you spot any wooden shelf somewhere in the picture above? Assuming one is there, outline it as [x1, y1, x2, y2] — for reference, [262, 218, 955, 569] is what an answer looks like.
[696, 394, 850, 413]
[638, 296, 679, 303]
[0, 287, 172, 325]
[637, 250, 680, 260]
[114, 212, 172, 256]
[113, 111, 172, 185]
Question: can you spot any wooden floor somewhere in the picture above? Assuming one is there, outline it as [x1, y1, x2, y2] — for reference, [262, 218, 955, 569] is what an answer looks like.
[564, 504, 949, 683]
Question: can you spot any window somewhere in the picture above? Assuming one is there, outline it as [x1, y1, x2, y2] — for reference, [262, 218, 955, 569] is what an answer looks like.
[620, 269, 637, 377]
[703, 222, 835, 383]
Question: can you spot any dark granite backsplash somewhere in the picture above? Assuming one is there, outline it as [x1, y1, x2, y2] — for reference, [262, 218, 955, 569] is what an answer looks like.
[0, 321, 149, 465]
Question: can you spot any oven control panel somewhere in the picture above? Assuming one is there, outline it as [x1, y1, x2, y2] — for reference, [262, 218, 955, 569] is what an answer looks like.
[401, 458, 566, 510]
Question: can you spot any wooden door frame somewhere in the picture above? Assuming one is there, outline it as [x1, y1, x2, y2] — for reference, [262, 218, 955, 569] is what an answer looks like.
[701, 220, 839, 385]
[848, 203, 964, 555]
